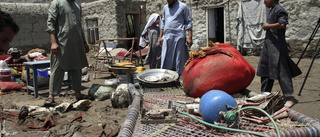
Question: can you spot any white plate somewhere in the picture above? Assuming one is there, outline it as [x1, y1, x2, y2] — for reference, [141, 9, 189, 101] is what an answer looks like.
[144, 76, 159, 82]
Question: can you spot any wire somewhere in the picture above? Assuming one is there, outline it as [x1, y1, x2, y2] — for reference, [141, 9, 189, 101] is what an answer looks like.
[178, 106, 281, 137]
[178, 111, 269, 137]
[238, 106, 280, 137]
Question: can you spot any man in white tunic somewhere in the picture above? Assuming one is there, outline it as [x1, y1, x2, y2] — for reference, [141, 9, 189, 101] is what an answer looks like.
[45, 0, 90, 106]
[159, 0, 193, 76]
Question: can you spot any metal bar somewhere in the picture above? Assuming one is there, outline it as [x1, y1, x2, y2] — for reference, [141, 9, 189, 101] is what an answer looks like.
[146, 123, 175, 137]
[130, 38, 134, 62]
[141, 119, 177, 124]
[99, 37, 137, 41]
[297, 17, 320, 65]
[93, 37, 139, 78]
[137, 38, 143, 66]
[298, 37, 320, 96]
[118, 84, 142, 137]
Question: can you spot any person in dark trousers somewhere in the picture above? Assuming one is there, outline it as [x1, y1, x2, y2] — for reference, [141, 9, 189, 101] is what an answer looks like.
[0, 10, 19, 53]
[257, 0, 301, 108]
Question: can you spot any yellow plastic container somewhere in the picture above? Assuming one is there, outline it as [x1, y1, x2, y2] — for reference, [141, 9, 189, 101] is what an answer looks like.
[135, 66, 146, 72]
[12, 66, 23, 75]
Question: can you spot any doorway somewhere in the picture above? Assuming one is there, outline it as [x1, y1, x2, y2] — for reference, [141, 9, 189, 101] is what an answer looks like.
[126, 14, 141, 51]
[207, 7, 224, 43]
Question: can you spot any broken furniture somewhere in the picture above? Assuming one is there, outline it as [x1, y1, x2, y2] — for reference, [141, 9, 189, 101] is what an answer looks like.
[93, 37, 142, 78]
[23, 60, 71, 98]
[141, 100, 178, 124]
[23, 60, 50, 98]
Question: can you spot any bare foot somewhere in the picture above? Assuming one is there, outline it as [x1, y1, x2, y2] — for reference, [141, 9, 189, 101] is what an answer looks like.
[284, 96, 298, 108]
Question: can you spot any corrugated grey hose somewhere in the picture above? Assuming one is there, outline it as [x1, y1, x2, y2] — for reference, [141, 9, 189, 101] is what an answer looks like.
[118, 83, 142, 137]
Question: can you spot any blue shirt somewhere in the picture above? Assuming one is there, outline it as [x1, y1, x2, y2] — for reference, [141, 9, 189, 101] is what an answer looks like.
[161, 1, 192, 36]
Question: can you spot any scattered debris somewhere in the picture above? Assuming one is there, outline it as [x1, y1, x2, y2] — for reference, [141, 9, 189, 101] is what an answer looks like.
[111, 84, 131, 108]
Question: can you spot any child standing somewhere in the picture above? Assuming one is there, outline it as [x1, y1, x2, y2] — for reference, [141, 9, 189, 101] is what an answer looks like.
[257, 0, 301, 108]
[139, 13, 162, 69]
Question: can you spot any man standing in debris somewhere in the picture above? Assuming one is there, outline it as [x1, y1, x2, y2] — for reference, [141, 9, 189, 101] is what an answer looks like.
[45, 0, 91, 106]
[0, 10, 19, 53]
[257, 0, 301, 108]
[159, 0, 193, 78]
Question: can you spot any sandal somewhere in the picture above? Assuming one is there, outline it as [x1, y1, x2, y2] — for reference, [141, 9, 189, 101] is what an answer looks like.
[44, 98, 55, 107]
[19, 106, 29, 120]
[76, 94, 94, 101]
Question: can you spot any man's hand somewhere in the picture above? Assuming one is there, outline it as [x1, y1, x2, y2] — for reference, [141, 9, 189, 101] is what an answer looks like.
[159, 37, 163, 47]
[187, 30, 193, 48]
[187, 37, 193, 48]
[51, 43, 59, 55]
[263, 23, 269, 30]
[159, 29, 164, 47]
[84, 43, 89, 53]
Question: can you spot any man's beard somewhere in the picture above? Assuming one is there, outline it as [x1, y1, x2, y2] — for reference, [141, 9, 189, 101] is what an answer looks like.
[169, 1, 177, 8]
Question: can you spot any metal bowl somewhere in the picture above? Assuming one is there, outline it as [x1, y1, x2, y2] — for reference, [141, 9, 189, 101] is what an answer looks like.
[137, 69, 179, 87]
[108, 65, 137, 74]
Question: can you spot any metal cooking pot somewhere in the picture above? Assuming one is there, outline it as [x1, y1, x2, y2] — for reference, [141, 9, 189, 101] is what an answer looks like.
[137, 69, 179, 87]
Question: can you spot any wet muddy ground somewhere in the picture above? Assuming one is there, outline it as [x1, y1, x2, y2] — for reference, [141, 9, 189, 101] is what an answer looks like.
[1, 54, 319, 136]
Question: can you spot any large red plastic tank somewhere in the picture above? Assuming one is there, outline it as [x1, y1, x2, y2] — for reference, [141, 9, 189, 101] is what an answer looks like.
[182, 43, 255, 98]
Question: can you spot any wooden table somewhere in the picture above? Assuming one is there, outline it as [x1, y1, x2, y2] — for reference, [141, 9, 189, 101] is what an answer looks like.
[23, 60, 50, 98]
[23, 60, 72, 98]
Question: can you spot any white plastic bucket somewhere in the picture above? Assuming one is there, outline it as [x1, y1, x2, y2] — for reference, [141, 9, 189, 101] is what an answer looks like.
[0, 68, 11, 75]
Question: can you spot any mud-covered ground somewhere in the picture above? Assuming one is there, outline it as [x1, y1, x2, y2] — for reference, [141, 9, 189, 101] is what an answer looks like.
[1, 53, 319, 137]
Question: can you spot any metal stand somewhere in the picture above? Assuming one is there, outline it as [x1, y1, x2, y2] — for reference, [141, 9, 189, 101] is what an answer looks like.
[297, 17, 320, 65]
[298, 17, 320, 96]
[93, 37, 140, 79]
[298, 38, 320, 96]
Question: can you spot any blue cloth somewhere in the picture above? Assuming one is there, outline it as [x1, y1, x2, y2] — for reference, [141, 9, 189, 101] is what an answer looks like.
[160, 1, 192, 74]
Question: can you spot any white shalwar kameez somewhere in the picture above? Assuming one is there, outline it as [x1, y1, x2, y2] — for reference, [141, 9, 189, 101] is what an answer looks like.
[160, 1, 192, 75]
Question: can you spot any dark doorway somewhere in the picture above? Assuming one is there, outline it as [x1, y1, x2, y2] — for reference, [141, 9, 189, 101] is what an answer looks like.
[126, 14, 141, 51]
[208, 7, 224, 43]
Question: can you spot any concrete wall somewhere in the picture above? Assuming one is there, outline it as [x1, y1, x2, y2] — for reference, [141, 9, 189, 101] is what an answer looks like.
[0, 3, 50, 54]
[144, 0, 320, 57]
[280, 0, 320, 57]
[0, 0, 147, 53]
[82, 0, 146, 49]
[82, 0, 117, 39]
[1, 0, 319, 57]
[0, 0, 96, 3]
